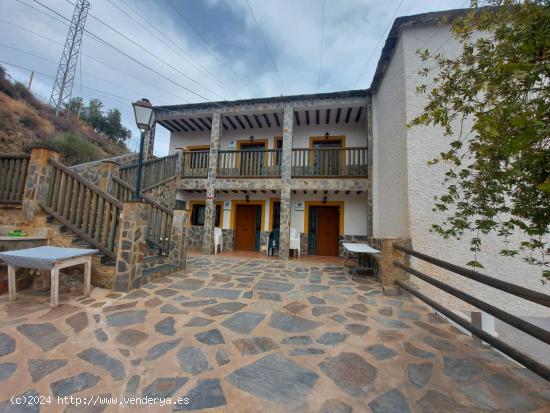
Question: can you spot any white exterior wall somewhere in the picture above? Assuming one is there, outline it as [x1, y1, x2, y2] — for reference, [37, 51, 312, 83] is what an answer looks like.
[374, 23, 549, 317]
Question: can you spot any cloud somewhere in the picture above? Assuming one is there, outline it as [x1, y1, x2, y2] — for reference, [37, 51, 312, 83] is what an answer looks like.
[0, 0, 465, 155]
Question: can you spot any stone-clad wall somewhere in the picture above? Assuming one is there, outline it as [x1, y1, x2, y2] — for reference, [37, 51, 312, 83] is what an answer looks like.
[186, 226, 205, 249]
[143, 178, 177, 210]
[70, 153, 138, 186]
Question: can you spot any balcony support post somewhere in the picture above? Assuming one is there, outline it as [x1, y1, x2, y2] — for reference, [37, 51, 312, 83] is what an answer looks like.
[279, 103, 294, 260]
[203, 110, 222, 255]
[366, 97, 373, 237]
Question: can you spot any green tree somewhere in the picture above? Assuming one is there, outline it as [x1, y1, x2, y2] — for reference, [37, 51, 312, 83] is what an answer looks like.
[65, 97, 83, 116]
[103, 108, 131, 143]
[409, 0, 549, 281]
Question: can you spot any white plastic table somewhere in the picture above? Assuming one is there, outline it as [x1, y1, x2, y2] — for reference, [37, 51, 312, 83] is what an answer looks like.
[0, 246, 98, 308]
[343, 242, 380, 279]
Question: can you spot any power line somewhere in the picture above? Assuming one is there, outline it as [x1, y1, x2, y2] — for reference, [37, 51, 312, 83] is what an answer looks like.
[113, 0, 237, 98]
[164, 0, 255, 97]
[243, 0, 287, 95]
[62, 0, 228, 101]
[353, 0, 404, 88]
[25, 0, 223, 106]
[0, 19, 181, 103]
[317, 0, 326, 92]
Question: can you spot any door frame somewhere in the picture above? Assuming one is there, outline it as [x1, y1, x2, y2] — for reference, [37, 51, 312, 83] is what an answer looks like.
[230, 200, 266, 231]
[304, 201, 344, 235]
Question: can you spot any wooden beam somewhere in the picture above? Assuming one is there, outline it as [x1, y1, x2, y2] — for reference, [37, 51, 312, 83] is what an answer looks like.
[305, 110, 310, 125]
[335, 190, 339, 194]
[345, 190, 350, 195]
[313, 190, 317, 194]
[253, 114, 263, 128]
[243, 114, 254, 128]
[325, 108, 330, 124]
[261, 190, 266, 193]
[226, 116, 237, 130]
[234, 115, 246, 129]
[263, 113, 272, 128]
[357, 191, 362, 195]
[271, 190, 276, 194]
[273, 113, 280, 127]
[222, 190, 228, 193]
[180, 119, 196, 132]
[251, 190, 257, 193]
[198, 117, 210, 130]
[303, 190, 307, 194]
[294, 111, 301, 126]
[345, 107, 352, 123]
[231, 190, 238, 193]
[292, 190, 296, 194]
[324, 190, 328, 195]
[189, 118, 204, 131]
[335, 108, 341, 123]
[222, 121, 228, 130]
[355, 106, 363, 122]
[315, 109, 320, 125]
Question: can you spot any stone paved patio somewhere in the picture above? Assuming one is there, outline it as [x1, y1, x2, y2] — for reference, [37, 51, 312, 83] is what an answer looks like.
[0, 256, 548, 412]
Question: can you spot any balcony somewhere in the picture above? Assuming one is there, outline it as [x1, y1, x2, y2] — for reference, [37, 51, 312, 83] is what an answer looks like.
[180, 147, 368, 178]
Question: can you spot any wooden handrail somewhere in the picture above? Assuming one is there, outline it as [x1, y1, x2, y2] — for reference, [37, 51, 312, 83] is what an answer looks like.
[393, 243, 550, 307]
[0, 155, 29, 203]
[111, 176, 173, 216]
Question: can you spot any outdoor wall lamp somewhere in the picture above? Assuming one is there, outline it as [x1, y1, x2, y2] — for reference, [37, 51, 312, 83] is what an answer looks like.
[324, 132, 330, 138]
[245, 194, 250, 203]
[322, 196, 327, 204]
[249, 135, 254, 142]
[132, 98, 154, 201]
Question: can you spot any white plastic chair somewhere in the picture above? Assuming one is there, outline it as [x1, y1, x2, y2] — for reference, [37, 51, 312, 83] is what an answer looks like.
[290, 227, 301, 258]
[214, 227, 223, 254]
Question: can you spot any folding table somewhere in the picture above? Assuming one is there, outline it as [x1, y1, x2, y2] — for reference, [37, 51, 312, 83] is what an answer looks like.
[343, 242, 380, 279]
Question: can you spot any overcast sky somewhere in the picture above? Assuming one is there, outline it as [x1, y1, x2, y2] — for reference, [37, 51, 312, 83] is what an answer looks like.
[1, 0, 465, 155]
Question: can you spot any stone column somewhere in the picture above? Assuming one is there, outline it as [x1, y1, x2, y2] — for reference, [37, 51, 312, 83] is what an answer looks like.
[377, 237, 411, 286]
[169, 209, 190, 271]
[113, 200, 150, 291]
[97, 160, 119, 194]
[279, 103, 294, 260]
[144, 123, 156, 161]
[22, 146, 61, 226]
[366, 97, 374, 237]
[203, 110, 223, 254]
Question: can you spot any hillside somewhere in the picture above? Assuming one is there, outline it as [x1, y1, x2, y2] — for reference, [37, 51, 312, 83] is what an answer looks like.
[0, 66, 129, 164]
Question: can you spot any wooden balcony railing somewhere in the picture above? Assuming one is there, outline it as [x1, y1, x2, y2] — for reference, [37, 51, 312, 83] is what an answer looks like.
[120, 153, 178, 189]
[217, 149, 281, 177]
[291, 147, 368, 177]
[0, 154, 30, 204]
[182, 151, 209, 178]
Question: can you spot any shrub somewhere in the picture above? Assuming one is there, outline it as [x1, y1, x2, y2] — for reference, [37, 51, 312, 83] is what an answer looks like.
[49, 133, 100, 166]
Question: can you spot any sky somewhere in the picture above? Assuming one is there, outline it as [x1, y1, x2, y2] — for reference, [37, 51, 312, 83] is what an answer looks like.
[1, 0, 466, 156]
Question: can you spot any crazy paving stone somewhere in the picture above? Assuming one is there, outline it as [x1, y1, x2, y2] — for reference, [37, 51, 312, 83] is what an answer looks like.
[155, 288, 179, 297]
[301, 284, 329, 292]
[118, 348, 130, 357]
[195, 329, 225, 345]
[27, 358, 67, 383]
[115, 329, 149, 347]
[50, 372, 100, 397]
[258, 292, 282, 301]
[255, 280, 294, 292]
[103, 302, 138, 313]
[233, 337, 279, 355]
[423, 336, 457, 352]
[77, 348, 126, 381]
[324, 294, 346, 305]
[124, 375, 140, 398]
[105, 310, 146, 327]
[227, 353, 319, 409]
[93, 314, 100, 323]
[403, 342, 435, 359]
[345, 323, 370, 335]
[283, 302, 308, 314]
[415, 320, 454, 338]
[0, 389, 40, 413]
[269, 311, 322, 333]
[185, 317, 214, 327]
[192, 288, 241, 300]
[407, 362, 433, 388]
[221, 312, 266, 335]
[319, 352, 377, 398]
[416, 390, 471, 413]
[460, 383, 499, 410]
[0, 333, 15, 357]
[312, 306, 338, 316]
[289, 348, 325, 356]
[378, 307, 393, 317]
[16, 323, 67, 351]
[373, 316, 409, 329]
[307, 296, 325, 305]
[443, 356, 482, 383]
[65, 311, 88, 332]
[345, 311, 367, 321]
[330, 314, 348, 324]
[0, 363, 17, 381]
[176, 347, 212, 376]
[202, 302, 246, 316]
[369, 388, 411, 413]
[282, 336, 312, 346]
[215, 349, 230, 366]
[243, 291, 253, 299]
[399, 309, 421, 320]
[145, 338, 182, 361]
[145, 296, 163, 308]
[170, 279, 205, 290]
[350, 303, 368, 313]
[155, 317, 175, 336]
[366, 344, 398, 360]
[141, 376, 188, 398]
[316, 332, 348, 346]
[124, 289, 150, 299]
[174, 378, 227, 411]
[181, 299, 217, 307]
[160, 304, 187, 314]
[318, 399, 353, 413]
[94, 328, 108, 343]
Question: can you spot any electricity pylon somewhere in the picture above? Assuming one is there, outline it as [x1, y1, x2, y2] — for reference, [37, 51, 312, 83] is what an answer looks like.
[49, 0, 91, 116]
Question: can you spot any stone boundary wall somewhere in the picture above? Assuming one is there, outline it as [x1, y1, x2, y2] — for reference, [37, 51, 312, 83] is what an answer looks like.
[70, 153, 138, 186]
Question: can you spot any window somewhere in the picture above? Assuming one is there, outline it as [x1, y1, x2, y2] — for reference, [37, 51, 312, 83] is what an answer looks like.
[191, 204, 221, 226]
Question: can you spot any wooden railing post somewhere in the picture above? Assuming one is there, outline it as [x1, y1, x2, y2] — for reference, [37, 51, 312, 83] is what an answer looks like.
[113, 200, 150, 291]
[169, 208, 190, 271]
[22, 146, 60, 225]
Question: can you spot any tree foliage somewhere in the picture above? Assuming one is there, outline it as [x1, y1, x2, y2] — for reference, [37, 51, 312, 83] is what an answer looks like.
[66, 98, 132, 144]
[409, 0, 549, 281]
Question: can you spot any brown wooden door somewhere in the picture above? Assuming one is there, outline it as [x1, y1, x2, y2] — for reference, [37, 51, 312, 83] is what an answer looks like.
[316, 207, 340, 256]
[235, 205, 257, 251]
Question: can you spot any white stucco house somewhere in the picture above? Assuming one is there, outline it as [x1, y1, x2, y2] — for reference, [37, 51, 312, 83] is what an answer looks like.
[149, 8, 548, 318]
